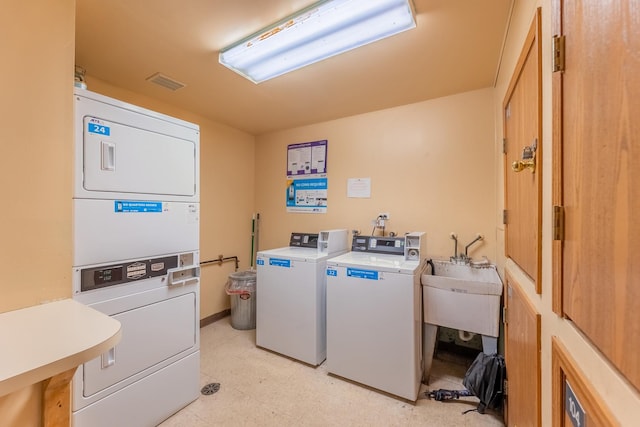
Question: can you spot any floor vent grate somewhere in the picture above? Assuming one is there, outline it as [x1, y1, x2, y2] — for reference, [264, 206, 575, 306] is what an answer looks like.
[201, 382, 221, 395]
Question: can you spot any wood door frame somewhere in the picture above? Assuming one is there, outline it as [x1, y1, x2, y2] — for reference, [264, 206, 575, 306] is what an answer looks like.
[551, 0, 564, 314]
[551, 337, 617, 426]
[503, 7, 543, 293]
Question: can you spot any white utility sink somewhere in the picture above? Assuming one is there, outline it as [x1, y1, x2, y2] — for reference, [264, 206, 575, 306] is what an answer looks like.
[421, 259, 503, 384]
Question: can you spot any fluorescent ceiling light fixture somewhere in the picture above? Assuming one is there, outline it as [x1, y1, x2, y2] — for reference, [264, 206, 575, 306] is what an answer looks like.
[219, 0, 416, 83]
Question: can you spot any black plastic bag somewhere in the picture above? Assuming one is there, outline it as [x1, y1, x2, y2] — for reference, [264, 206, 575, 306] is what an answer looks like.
[462, 352, 506, 414]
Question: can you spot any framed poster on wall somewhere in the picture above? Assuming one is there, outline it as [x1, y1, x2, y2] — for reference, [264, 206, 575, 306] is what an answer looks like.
[286, 140, 328, 213]
[287, 140, 327, 176]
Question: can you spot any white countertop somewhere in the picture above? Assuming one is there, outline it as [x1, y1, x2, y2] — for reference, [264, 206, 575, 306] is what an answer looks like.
[0, 299, 122, 397]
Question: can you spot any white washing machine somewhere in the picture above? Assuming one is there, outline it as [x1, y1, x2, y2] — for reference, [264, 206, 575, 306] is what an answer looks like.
[326, 233, 425, 401]
[256, 229, 348, 365]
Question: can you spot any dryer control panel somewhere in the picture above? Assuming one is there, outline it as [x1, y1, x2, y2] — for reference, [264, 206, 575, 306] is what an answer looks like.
[80, 255, 178, 292]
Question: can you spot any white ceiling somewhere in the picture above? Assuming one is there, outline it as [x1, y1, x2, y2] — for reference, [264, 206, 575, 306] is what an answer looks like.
[75, 0, 513, 135]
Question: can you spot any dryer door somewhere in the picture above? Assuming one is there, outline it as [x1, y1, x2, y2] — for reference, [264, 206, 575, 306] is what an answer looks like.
[82, 117, 196, 197]
[81, 291, 197, 398]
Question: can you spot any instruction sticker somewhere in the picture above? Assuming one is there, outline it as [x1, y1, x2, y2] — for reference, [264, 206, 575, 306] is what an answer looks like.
[326, 268, 337, 276]
[347, 268, 379, 280]
[269, 258, 291, 268]
[114, 201, 163, 213]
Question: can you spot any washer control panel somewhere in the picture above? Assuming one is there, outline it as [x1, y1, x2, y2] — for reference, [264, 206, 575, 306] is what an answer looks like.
[351, 235, 405, 255]
[289, 232, 319, 248]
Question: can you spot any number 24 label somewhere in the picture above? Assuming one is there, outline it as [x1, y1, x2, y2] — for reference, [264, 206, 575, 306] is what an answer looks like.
[88, 123, 110, 136]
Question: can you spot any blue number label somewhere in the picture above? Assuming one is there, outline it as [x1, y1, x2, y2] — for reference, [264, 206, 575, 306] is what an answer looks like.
[88, 123, 111, 136]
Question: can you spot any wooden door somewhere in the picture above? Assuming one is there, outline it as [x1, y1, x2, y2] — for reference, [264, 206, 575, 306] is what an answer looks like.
[503, 9, 542, 292]
[504, 272, 541, 427]
[552, 0, 640, 391]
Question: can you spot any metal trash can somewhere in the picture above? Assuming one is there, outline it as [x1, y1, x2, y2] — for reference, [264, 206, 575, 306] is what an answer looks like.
[225, 270, 257, 330]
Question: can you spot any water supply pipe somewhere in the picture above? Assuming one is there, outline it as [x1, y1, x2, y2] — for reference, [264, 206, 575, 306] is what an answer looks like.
[200, 255, 239, 271]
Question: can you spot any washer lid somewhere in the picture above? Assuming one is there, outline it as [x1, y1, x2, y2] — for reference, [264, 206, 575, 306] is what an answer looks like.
[326, 251, 421, 274]
[257, 246, 327, 262]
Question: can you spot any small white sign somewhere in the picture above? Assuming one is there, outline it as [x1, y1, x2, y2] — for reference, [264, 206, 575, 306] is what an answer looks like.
[347, 178, 371, 198]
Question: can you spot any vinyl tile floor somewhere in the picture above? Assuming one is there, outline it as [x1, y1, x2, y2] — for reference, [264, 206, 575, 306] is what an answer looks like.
[160, 318, 505, 426]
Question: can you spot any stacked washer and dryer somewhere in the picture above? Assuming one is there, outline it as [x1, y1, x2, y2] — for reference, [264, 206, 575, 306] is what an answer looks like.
[72, 90, 201, 426]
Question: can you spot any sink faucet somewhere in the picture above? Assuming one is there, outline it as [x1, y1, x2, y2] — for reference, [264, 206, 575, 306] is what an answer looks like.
[449, 233, 467, 264]
[464, 234, 484, 258]
[450, 233, 484, 265]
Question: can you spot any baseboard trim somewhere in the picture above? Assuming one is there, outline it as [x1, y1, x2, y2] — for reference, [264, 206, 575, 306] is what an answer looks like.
[200, 309, 230, 328]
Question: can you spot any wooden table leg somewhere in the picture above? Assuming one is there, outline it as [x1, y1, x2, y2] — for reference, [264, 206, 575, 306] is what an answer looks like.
[42, 368, 77, 427]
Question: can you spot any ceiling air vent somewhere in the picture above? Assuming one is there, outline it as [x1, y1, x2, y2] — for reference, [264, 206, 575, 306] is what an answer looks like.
[146, 72, 186, 91]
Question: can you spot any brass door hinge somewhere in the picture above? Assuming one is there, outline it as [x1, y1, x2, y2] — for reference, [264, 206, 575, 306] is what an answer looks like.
[502, 138, 507, 154]
[503, 379, 508, 396]
[503, 210, 508, 225]
[503, 306, 507, 325]
[553, 35, 566, 72]
[553, 205, 565, 241]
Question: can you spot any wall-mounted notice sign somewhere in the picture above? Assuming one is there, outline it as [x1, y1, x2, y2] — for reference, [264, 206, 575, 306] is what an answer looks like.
[286, 140, 328, 213]
[347, 177, 371, 198]
[287, 140, 327, 177]
[286, 177, 327, 214]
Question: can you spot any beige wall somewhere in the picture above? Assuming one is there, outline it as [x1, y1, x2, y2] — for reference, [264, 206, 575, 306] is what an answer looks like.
[0, 1, 75, 312]
[496, 1, 640, 425]
[0, 0, 75, 424]
[85, 77, 256, 320]
[255, 88, 498, 262]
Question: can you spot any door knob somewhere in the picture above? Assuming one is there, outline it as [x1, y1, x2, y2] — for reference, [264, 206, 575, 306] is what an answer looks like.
[511, 139, 537, 173]
[512, 159, 536, 172]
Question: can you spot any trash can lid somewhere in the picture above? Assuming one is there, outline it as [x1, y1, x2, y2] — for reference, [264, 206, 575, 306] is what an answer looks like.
[229, 270, 256, 280]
